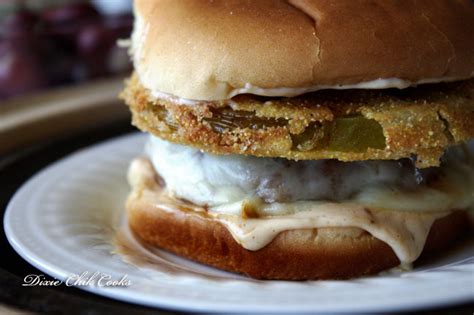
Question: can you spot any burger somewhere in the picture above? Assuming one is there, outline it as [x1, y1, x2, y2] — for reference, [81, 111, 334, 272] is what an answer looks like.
[121, 0, 474, 280]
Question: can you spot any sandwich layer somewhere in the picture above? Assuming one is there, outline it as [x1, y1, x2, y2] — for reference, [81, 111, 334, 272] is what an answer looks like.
[132, 0, 474, 100]
[126, 157, 470, 280]
[122, 75, 474, 167]
[145, 135, 474, 213]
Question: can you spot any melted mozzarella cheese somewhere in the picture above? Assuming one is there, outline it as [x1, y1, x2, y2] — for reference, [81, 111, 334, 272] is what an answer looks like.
[146, 136, 474, 215]
[132, 137, 474, 264]
[128, 158, 459, 264]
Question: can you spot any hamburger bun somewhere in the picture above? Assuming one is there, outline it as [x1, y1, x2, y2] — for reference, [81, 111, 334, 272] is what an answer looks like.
[126, 158, 470, 280]
[132, 0, 474, 100]
[127, 184, 469, 280]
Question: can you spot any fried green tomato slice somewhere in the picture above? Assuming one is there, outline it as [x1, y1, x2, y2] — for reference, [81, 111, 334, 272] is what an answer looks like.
[121, 74, 474, 168]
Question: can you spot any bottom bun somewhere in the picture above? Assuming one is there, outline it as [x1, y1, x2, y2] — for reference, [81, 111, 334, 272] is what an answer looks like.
[127, 195, 469, 280]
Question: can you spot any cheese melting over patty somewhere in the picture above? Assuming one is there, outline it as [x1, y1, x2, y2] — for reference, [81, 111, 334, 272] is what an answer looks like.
[146, 136, 474, 216]
[132, 136, 473, 264]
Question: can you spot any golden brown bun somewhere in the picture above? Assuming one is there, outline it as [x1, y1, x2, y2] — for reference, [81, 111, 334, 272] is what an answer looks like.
[126, 159, 470, 281]
[133, 0, 474, 100]
[127, 196, 468, 280]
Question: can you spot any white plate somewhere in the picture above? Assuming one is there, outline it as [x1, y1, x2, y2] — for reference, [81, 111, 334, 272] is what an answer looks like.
[4, 133, 474, 313]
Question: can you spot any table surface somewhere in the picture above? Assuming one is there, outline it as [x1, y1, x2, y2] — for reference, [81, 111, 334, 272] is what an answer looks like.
[0, 121, 179, 314]
[0, 121, 473, 314]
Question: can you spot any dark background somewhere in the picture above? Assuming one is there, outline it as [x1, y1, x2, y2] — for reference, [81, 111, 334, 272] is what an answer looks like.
[0, 0, 132, 100]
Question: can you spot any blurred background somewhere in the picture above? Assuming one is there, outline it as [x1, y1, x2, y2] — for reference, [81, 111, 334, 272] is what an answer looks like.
[0, 0, 133, 100]
[0, 2, 146, 313]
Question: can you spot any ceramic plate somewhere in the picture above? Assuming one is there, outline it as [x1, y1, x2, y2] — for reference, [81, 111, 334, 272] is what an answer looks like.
[4, 133, 474, 313]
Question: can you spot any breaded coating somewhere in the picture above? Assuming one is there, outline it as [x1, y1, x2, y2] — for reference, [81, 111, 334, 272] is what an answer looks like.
[121, 74, 474, 167]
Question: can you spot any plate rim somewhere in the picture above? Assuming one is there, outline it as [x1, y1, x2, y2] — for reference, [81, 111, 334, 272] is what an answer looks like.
[4, 132, 474, 313]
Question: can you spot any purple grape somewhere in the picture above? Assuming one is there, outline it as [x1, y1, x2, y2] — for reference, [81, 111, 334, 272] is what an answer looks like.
[1, 10, 39, 39]
[75, 22, 116, 79]
[41, 2, 100, 28]
[0, 40, 47, 98]
[103, 13, 133, 35]
[77, 23, 114, 55]
[39, 2, 100, 51]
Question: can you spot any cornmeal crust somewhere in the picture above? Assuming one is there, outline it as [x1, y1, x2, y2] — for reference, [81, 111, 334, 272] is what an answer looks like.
[122, 74, 474, 167]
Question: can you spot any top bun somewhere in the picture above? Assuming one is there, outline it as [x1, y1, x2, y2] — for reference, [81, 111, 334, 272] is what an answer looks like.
[132, 0, 474, 101]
